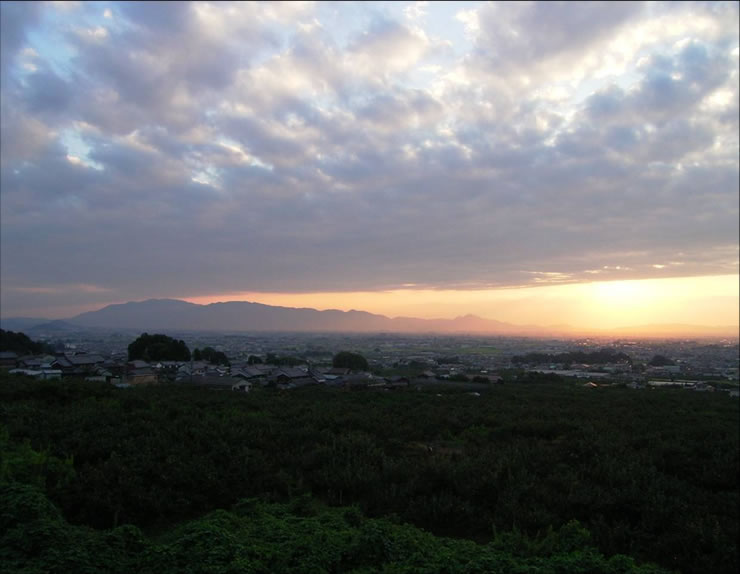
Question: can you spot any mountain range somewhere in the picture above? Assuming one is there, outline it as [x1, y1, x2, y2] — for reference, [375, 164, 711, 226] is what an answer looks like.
[1, 298, 738, 338]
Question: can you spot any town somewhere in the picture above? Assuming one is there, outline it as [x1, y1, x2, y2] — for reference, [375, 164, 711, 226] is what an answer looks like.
[2, 328, 738, 396]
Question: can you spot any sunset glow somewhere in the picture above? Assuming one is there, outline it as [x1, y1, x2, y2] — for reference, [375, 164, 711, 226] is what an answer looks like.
[1, 1, 738, 336]
[181, 274, 739, 334]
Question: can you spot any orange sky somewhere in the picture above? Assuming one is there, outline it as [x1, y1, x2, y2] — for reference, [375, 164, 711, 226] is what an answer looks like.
[183, 274, 739, 332]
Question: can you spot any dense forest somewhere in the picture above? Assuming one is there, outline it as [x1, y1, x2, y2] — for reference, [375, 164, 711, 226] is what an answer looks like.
[1, 372, 737, 573]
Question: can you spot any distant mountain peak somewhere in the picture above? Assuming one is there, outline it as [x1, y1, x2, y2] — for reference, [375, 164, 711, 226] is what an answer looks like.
[62, 298, 530, 334]
[6, 298, 730, 338]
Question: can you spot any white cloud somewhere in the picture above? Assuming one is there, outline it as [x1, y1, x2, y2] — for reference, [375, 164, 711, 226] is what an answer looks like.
[455, 8, 479, 38]
[0, 0, 737, 310]
[404, 1, 428, 22]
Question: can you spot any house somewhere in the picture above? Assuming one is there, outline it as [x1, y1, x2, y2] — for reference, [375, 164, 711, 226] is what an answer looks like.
[326, 367, 350, 376]
[18, 356, 42, 369]
[232, 381, 252, 392]
[51, 356, 74, 373]
[126, 368, 158, 385]
[231, 367, 266, 384]
[307, 366, 326, 383]
[177, 361, 209, 377]
[127, 360, 150, 370]
[154, 361, 182, 373]
[385, 376, 410, 387]
[68, 354, 105, 368]
[232, 366, 265, 381]
[273, 367, 308, 384]
[52, 353, 105, 376]
[0, 351, 18, 367]
[9, 368, 62, 380]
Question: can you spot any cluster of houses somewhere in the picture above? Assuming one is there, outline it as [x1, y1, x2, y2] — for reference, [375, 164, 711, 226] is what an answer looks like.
[1, 350, 497, 392]
[1, 350, 132, 383]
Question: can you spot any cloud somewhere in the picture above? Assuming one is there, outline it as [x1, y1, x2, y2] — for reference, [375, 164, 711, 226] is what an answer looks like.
[0, 2, 42, 87]
[347, 15, 431, 81]
[0, 1, 738, 317]
[464, 1, 644, 84]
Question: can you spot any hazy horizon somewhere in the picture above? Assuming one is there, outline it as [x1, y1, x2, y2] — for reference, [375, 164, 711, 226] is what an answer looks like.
[1, 2, 738, 331]
[3, 282, 738, 339]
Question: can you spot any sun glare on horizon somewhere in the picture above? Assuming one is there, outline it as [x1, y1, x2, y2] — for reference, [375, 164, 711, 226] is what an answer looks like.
[1, 2, 737, 334]
[179, 274, 739, 333]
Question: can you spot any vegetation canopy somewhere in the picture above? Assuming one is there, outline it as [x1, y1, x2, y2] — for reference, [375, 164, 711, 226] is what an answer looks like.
[0, 329, 53, 356]
[0, 372, 736, 574]
[127, 333, 191, 362]
[332, 351, 369, 371]
[192, 347, 230, 366]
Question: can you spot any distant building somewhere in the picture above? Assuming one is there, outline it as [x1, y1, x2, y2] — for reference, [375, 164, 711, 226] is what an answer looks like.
[52, 353, 105, 376]
[126, 369, 158, 385]
[9, 368, 62, 381]
[0, 351, 18, 367]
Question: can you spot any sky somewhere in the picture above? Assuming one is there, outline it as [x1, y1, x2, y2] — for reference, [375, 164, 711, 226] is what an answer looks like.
[1, 1, 738, 332]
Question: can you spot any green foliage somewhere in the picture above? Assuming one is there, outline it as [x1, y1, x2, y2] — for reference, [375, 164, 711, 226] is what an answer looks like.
[265, 353, 304, 366]
[128, 333, 190, 362]
[193, 347, 230, 366]
[247, 355, 263, 365]
[0, 427, 75, 490]
[333, 351, 369, 371]
[0, 329, 53, 355]
[649, 355, 675, 366]
[0, 483, 143, 574]
[0, 484, 669, 574]
[0, 371, 737, 573]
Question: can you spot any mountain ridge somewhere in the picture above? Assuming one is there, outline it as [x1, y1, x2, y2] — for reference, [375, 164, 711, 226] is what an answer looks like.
[2, 298, 737, 338]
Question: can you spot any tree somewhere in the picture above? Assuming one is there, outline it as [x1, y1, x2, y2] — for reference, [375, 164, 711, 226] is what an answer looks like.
[127, 333, 190, 362]
[0, 329, 53, 355]
[265, 352, 303, 366]
[247, 355, 263, 365]
[649, 355, 675, 367]
[332, 351, 368, 371]
[193, 347, 230, 366]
